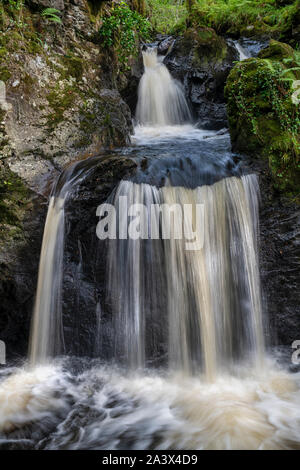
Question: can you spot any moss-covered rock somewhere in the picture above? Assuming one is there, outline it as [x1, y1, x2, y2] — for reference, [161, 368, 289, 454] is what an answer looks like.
[0, 0, 134, 179]
[189, 0, 300, 48]
[225, 40, 300, 197]
[181, 27, 228, 65]
[0, 163, 31, 243]
[164, 27, 239, 129]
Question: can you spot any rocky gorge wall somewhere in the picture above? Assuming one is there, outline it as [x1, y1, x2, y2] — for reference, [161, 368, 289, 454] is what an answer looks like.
[0, 0, 135, 358]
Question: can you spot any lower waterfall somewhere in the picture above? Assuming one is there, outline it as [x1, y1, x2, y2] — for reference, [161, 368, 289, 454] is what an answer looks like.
[106, 175, 264, 379]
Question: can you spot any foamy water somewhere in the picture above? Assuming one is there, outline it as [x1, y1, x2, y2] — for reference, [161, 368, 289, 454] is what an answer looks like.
[0, 360, 300, 450]
[136, 48, 191, 127]
[132, 125, 227, 146]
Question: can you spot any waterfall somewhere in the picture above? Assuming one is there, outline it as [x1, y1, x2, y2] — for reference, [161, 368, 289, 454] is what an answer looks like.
[29, 196, 66, 364]
[106, 175, 264, 378]
[29, 159, 98, 364]
[234, 41, 251, 61]
[136, 48, 191, 126]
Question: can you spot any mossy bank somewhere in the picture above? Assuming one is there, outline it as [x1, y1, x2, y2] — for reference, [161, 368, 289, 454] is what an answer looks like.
[225, 40, 300, 198]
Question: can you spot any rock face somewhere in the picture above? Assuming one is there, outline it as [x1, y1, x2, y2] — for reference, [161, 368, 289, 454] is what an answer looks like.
[164, 27, 239, 130]
[62, 156, 137, 357]
[1, 5, 133, 187]
[244, 157, 300, 350]
[26, 0, 65, 10]
[225, 40, 300, 196]
[225, 40, 300, 349]
[0, 0, 134, 360]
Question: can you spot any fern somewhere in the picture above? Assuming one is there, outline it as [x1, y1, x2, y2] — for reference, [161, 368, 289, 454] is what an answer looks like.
[41, 7, 62, 24]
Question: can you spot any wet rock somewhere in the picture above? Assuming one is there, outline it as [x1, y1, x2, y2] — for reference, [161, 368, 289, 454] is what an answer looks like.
[157, 36, 175, 56]
[0, 189, 46, 360]
[245, 157, 300, 348]
[225, 40, 300, 195]
[120, 51, 144, 117]
[26, 0, 65, 10]
[164, 27, 239, 130]
[0, 1, 134, 359]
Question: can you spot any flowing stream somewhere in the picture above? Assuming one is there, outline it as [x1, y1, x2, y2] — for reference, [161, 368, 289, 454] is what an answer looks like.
[1, 47, 300, 450]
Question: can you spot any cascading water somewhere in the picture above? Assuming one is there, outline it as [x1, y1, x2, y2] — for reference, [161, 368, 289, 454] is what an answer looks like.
[29, 196, 65, 364]
[29, 158, 105, 364]
[136, 48, 191, 126]
[1, 46, 300, 451]
[106, 176, 264, 379]
[234, 41, 251, 61]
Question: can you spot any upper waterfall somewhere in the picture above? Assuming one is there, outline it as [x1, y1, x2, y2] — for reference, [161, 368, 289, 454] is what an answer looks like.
[136, 48, 191, 126]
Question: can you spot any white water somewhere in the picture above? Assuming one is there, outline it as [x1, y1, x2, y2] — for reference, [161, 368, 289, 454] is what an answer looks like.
[234, 41, 251, 61]
[107, 175, 264, 378]
[132, 124, 226, 145]
[1, 360, 300, 449]
[29, 196, 66, 365]
[136, 48, 191, 126]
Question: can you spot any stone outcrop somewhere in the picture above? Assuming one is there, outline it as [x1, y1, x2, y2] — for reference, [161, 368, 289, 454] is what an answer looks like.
[164, 27, 239, 129]
[0, 0, 134, 359]
[225, 40, 300, 196]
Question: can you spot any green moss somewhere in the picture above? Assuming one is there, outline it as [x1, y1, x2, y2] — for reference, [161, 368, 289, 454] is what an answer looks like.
[23, 73, 37, 94]
[0, 164, 30, 232]
[225, 41, 300, 196]
[188, 0, 300, 46]
[46, 85, 76, 130]
[60, 54, 84, 81]
[0, 67, 11, 82]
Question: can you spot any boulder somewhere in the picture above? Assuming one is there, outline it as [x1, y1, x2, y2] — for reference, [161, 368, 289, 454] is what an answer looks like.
[164, 27, 239, 130]
[225, 40, 300, 196]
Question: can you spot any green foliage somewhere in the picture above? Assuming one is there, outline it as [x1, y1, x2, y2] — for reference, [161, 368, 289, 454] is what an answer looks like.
[2, 0, 26, 31]
[60, 53, 84, 80]
[225, 41, 300, 196]
[146, 0, 188, 34]
[0, 163, 29, 230]
[46, 84, 76, 131]
[41, 8, 62, 24]
[189, 0, 300, 40]
[99, 1, 151, 66]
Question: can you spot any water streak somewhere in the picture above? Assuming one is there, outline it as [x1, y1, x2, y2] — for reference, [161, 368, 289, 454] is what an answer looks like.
[234, 41, 251, 61]
[29, 196, 66, 364]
